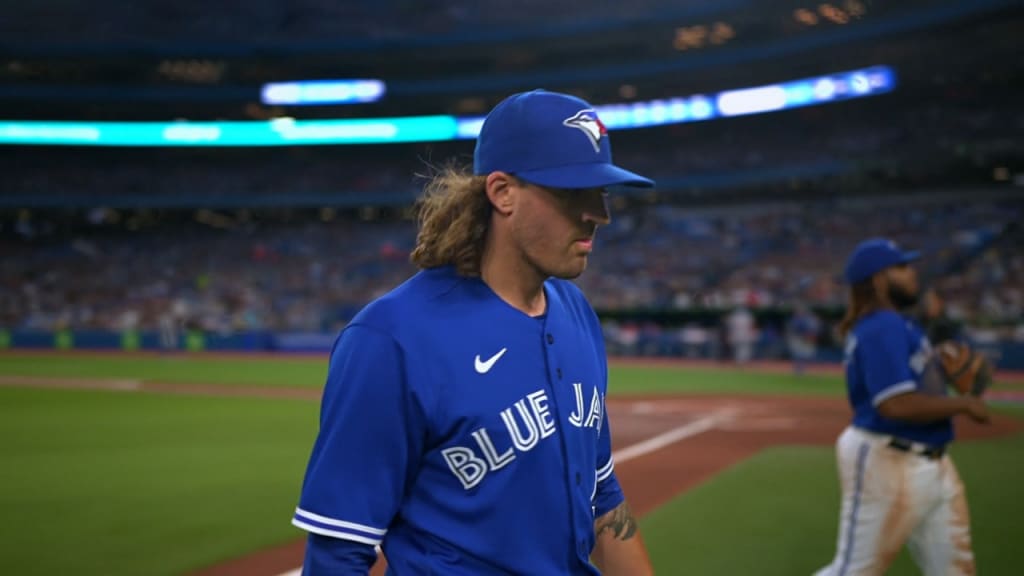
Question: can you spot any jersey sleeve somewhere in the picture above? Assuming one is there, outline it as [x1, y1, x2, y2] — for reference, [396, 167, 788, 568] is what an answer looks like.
[302, 533, 378, 575]
[859, 314, 917, 407]
[593, 405, 625, 518]
[558, 279, 626, 517]
[292, 323, 426, 547]
[592, 306, 624, 517]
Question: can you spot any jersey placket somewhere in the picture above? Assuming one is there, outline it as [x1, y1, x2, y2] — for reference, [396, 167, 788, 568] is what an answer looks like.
[539, 319, 595, 566]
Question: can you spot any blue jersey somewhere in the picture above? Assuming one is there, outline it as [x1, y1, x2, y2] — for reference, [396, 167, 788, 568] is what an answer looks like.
[843, 310, 953, 446]
[292, 266, 623, 575]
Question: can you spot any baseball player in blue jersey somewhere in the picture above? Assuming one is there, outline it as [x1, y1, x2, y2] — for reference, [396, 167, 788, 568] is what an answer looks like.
[292, 90, 656, 575]
[815, 238, 990, 576]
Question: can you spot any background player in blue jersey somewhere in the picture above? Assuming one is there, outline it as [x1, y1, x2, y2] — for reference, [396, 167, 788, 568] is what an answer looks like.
[291, 89, 656, 575]
[814, 238, 991, 576]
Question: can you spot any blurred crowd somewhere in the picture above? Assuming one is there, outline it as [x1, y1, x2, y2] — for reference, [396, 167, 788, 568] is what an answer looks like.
[2, 79, 1021, 346]
[2, 196, 1020, 344]
[581, 197, 1022, 317]
[1, 0, 1018, 367]
[0, 215, 413, 335]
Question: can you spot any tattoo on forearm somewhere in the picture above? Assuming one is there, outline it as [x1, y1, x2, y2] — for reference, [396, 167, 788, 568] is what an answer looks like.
[596, 501, 638, 541]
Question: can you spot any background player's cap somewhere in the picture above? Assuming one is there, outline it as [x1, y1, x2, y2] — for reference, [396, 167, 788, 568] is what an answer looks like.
[844, 238, 921, 283]
[473, 89, 655, 189]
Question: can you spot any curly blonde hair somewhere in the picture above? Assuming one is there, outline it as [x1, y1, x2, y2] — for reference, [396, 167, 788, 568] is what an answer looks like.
[410, 166, 492, 276]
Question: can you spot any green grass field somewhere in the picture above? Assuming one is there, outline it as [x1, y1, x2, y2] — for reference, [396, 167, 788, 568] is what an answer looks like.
[0, 386, 319, 576]
[0, 354, 847, 395]
[643, 414, 1024, 575]
[0, 353, 1020, 575]
[0, 354, 329, 387]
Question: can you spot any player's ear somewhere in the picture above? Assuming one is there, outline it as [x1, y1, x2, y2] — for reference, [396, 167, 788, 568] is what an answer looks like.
[485, 171, 516, 216]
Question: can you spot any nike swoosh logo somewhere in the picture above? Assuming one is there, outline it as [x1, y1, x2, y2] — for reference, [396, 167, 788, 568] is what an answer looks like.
[474, 348, 508, 374]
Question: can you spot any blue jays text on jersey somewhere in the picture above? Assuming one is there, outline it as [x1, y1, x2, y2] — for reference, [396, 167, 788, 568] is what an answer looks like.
[292, 265, 624, 575]
[843, 309, 953, 446]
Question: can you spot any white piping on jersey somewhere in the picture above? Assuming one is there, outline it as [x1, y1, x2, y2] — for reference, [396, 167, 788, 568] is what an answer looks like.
[871, 380, 917, 407]
[291, 519, 383, 547]
[293, 507, 387, 534]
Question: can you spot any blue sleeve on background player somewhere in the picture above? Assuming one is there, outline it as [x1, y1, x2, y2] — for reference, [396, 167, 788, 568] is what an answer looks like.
[593, 408, 625, 517]
[303, 533, 377, 575]
[292, 323, 428, 555]
[859, 312, 916, 406]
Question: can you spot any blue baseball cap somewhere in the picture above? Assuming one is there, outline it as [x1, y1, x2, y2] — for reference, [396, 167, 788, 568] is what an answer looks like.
[844, 238, 920, 284]
[473, 89, 654, 189]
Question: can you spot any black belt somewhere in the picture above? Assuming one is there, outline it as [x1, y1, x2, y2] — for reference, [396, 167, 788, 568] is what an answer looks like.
[887, 438, 945, 460]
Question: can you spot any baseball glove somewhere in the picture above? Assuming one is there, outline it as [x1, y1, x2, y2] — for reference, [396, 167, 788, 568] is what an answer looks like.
[936, 340, 993, 397]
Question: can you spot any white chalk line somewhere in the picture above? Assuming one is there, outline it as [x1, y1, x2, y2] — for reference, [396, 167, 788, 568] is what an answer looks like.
[0, 375, 141, 391]
[717, 417, 797, 431]
[610, 410, 732, 465]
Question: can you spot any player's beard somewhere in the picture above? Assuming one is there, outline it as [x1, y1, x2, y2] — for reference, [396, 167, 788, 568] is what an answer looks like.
[888, 283, 920, 310]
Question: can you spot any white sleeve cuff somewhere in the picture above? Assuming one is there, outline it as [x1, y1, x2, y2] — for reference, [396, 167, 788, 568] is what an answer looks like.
[872, 380, 917, 407]
[291, 507, 386, 546]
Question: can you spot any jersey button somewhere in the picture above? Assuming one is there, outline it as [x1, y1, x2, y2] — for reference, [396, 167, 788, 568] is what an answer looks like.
[546, 333, 554, 345]
[556, 368, 563, 379]
[576, 471, 581, 485]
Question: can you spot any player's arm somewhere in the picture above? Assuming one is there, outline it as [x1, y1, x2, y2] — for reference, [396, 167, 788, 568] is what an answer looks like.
[590, 395, 653, 575]
[878, 393, 989, 424]
[592, 500, 654, 576]
[582, 298, 653, 574]
[861, 315, 988, 425]
[293, 324, 427, 574]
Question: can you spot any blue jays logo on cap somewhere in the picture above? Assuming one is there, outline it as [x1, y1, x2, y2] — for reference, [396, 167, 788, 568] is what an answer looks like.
[563, 109, 608, 153]
[473, 89, 654, 189]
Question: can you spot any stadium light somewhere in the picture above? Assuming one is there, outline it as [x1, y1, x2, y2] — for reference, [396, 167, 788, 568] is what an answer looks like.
[0, 66, 896, 146]
[260, 79, 386, 106]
